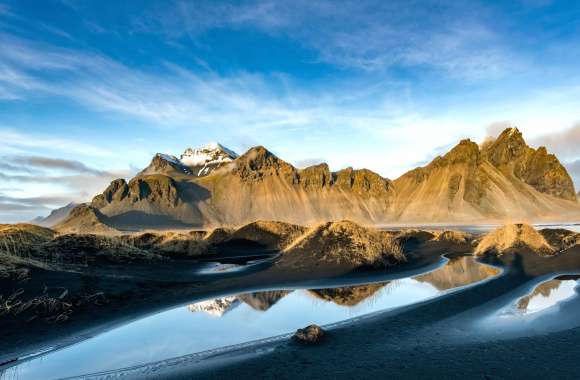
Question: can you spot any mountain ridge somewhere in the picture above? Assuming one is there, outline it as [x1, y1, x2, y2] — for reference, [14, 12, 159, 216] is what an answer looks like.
[58, 128, 580, 232]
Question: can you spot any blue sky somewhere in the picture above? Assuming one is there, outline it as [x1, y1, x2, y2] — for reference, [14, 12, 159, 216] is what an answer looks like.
[1, 0, 580, 222]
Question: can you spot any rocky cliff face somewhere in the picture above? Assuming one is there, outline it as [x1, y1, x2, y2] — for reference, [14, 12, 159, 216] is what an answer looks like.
[482, 128, 576, 201]
[62, 128, 580, 231]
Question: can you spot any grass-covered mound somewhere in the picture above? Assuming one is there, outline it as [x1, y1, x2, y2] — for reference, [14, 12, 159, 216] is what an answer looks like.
[122, 231, 209, 259]
[475, 224, 555, 256]
[280, 220, 405, 269]
[0, 224, 55, 257]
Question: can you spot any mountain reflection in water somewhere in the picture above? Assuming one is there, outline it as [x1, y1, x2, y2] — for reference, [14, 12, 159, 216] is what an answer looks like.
[188, 256, 499, 318]
[516, 279, 579, 314]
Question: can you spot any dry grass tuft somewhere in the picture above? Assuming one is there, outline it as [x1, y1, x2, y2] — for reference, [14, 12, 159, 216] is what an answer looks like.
[0, 224, 55, 258]
[0, 287, 108, 323]
[204, 227, 236, 244]
[123, 231, 210, 258]
[539, 228, 580, 252]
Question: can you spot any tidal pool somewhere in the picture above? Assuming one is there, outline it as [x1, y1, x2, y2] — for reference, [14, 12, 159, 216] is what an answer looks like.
[476, 277, 580, 339]
[0, 256, 498, 380]
[517, 279, 579, 314]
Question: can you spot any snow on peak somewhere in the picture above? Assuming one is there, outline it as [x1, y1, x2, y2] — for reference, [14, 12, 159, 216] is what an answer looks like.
[180, 143, 238, 167]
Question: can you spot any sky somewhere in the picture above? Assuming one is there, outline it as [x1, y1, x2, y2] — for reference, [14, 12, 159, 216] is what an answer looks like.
[1, 0, 580, 222]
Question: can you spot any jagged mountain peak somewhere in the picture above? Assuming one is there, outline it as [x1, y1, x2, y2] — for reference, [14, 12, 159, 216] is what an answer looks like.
[483, 127, 576, 201]
[483, 127, 529, 165]
[232, 146, 296, 181]
[441, 139, 480, 165]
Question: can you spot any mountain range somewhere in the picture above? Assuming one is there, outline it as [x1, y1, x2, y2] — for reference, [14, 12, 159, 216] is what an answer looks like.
[53, 128, 580, 232]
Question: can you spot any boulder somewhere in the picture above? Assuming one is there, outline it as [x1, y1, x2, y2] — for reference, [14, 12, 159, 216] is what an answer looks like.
[293, 324, 325, 345]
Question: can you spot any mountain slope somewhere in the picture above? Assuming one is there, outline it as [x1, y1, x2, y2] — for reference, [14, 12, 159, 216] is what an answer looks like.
[61, 128, 580, 230]
[54, 204, 119, 235]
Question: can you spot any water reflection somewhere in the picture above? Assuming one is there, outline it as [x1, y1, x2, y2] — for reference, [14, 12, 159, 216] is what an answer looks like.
[516, 279, 579, 314]
[308, 283, 388, 307]
[0, 256, 497, 380]
[415, 256, 500, 290]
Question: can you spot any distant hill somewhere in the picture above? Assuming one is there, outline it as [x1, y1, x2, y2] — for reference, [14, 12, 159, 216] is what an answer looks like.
[58, 128, 580, 232]
[32, 202, 78, 227]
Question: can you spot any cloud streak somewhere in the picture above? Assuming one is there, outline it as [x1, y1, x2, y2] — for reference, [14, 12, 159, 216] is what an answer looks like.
[529, 123, 580, 161]
[7, 155, 108, 176]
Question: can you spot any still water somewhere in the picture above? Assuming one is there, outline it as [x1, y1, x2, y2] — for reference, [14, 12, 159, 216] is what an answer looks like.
[1, 257, 498, 380]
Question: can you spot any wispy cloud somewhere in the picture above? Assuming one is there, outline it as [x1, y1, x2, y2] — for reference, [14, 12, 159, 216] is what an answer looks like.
[0, 149, 136, 222]
[0, 129, 115, 158]
[135, 0, 520, 79]
[6, 155, 108, 176]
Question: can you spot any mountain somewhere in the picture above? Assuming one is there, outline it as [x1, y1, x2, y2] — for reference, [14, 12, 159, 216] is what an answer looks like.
[32, 202, 78, 227]
[58, 129, 580, 232]
[140, 143, 238, 177]
[80, 144, 394, 229]
[392, 128, 578, 222]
